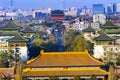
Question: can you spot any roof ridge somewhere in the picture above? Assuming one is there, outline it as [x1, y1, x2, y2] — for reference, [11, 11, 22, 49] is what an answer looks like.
[41, 50, 88, 55]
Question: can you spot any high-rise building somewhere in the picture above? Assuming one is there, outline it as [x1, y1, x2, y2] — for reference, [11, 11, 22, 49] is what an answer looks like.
[113, 3, 117, 13]
[92, 4, 105, 14]
[107, 3, 119, 14]
[116, 4, 120, 12]
[9, 0, 14, 10]
[107, 4, 113, 14]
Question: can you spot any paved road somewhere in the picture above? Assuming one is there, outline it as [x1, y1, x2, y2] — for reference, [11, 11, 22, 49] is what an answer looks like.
[54, 24, 64, 51]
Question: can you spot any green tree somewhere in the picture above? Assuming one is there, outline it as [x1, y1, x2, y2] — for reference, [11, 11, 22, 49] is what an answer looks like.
[0, 49, 17, 68]
[42, 42, 58, 52]
[0, 51, 9, 67]
[67, 34, 87, 52]
[102, 51, 119, 65]
[32, 37, 43, 47]
[63, 29, 77, 49]
[116, 54, 120, 65]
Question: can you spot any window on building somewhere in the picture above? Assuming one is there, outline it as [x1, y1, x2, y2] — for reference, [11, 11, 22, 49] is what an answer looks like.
[15, 44, 19, 47]
[80, 78, 86, 80]
[10, 43, 14, 47]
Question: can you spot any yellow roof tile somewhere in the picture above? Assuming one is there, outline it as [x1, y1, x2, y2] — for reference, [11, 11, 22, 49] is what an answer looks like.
[27, 50, 104, 67]
[23, 68, 109, 77]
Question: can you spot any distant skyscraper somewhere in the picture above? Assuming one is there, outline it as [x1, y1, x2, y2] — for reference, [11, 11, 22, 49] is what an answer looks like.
[116, 4, 120, 12]
[107, 4, 113, 14]
[9, 0, 14, 10]
[113, 3, 117, 13]
[107, 3, 118, 14]
[92, 4, 105, 14]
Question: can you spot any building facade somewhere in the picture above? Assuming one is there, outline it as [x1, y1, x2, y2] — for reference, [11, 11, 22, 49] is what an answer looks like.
[93, 14, 106, 24]
[0, 19, 28, 60]
[50, 10, 65, 23]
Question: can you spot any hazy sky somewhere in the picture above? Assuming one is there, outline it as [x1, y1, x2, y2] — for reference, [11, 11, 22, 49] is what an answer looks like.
[0, 0, 120, 9]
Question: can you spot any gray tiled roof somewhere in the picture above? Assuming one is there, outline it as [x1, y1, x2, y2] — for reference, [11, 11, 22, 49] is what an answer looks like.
[0, 31, 28, 42]
[7, 33, 28, 42]
[102, 21, 119, 29]
[2, 19, 20, 30]
[94, 32, 114, 41]
[83, 26, 95, 32]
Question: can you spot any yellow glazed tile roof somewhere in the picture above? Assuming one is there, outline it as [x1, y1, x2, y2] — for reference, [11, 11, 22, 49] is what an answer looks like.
[23, 68, 109, 77]
[27, 50, 104, 67]
[0, 67, 14, 78]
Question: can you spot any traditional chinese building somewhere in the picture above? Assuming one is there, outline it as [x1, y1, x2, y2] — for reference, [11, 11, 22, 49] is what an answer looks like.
[102, 21, 120, 35]
[82, 26, 96, 38]
[93, 32, 119, 59]
[50, 10, 65, 23]
[94, 32, 114, 45]
[23, 50, 108, 80]
[23, 27, 36, 38]
[102, 20, 120, 45]
[0, 19, 28, 60]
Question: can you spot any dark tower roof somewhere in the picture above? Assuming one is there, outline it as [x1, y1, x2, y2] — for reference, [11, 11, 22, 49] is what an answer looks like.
[94, 32, 114, 41]
[83, 26, 95, 32]
[2, 19, 20, 30]
[102, 21, 119, 29]
[7, 33, 28, 42]
[51, 10, 65, 16]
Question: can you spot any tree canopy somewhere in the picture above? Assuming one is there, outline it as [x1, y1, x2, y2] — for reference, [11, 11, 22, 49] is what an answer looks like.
[67, 34, 87, 52]
[63, 30, 87, 52]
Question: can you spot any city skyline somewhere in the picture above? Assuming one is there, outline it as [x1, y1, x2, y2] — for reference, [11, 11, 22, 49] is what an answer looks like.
[0, 0, 120, 9]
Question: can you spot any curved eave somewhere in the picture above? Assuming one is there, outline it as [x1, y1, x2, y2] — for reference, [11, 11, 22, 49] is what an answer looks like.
[94, 39, 114, 41]
[83, 30, 95, 33]
[24, 31, 36, 33]
[23, 68, 109, 77]
[102, 26, 119, 29]
[8, 40, 28, 42]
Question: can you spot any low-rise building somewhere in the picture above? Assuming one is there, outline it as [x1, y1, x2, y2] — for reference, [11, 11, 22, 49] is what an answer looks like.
[0, 19, 28, 60]
[93, 14, 106, 25]
[93, 32, 115, 59]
